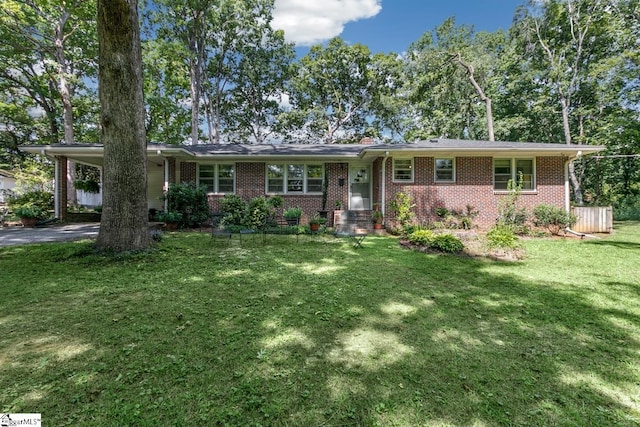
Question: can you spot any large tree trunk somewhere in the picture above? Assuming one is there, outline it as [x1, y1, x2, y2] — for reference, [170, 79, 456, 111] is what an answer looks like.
[96, 0, 150, 252]
[452, 53, 495, 141]
[560, 97, 584, 205]
[54, 9, 78, 206]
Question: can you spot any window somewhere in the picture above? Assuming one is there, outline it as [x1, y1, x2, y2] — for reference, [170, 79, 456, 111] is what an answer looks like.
[198, 164, 235, 193]
[267, 164, 324, 194]
[435, 158, 455, 182]
[494, 158, 535, 190]
[393, 158, 413, 182]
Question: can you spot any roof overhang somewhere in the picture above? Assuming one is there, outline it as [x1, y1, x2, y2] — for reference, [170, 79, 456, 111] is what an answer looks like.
[19, 140, 606, 165]
[358, 140, 605, 160]
[19, 144, 195, 167]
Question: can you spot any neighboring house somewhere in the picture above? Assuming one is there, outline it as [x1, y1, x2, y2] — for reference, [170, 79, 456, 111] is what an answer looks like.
[20, 139, 604, 227]
[0, 169, 17, 204]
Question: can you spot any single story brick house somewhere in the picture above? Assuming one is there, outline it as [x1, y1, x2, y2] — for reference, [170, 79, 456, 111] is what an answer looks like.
[21, 139, 603, 228]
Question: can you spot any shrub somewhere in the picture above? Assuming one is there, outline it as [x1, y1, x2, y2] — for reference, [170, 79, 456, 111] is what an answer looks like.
[430, 233, 464, 253]
[283, 207, 302, 219]
[164, 183, 210, 228]
[8, 191, 53, 218]
[496, 177, 529, 234]
[407, 229, 435, 246]
[390, 192, 415, 228]
[532, 204, 577, 235]
[486, 225, 519, 249]
[157, 211, 183, 223]
[219, 194, 248, 227]
[247, 196, 272, 229]
[614, 195, 640, 220]
[13, 203, 44, 219]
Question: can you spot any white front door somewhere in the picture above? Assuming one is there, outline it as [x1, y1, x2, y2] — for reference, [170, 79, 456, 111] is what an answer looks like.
[349, 166, 371, 210]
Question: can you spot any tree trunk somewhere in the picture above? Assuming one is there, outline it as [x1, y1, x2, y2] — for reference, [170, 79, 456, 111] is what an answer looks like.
[54, 10, 78, 206]
[560, 97, 584, 205]
[96, 0, 150, 252]
[452, 53, 495, 141]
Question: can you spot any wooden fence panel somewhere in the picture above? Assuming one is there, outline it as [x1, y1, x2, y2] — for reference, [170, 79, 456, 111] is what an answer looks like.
[571, 206, 613, 233]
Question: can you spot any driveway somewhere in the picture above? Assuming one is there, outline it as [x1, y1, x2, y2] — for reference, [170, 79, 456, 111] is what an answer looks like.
[0, 223, 100, 247]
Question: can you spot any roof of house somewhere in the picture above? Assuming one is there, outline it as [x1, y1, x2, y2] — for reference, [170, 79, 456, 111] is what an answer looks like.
[19, 139, 605, 167]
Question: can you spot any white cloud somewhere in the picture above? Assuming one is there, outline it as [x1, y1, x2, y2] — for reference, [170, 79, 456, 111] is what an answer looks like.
[272, 0, 382, 46]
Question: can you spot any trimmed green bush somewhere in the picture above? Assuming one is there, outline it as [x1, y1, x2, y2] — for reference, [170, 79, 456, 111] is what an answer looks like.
[164, 183, 210, 228]
[430, 233, 464, 253]
[219, 194, 249, 227]
[407, 229, 435, 246]
[533, 204, 577, 235]
[486, 225, 519, 249]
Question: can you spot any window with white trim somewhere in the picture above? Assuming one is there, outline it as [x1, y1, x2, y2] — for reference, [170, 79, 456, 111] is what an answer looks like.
[494, 158, 535, 190]
[267, 164, 324, 194]
[198, 164, 235, 193]
[393, 158, 413, 182]
[434, 158, 455, 182]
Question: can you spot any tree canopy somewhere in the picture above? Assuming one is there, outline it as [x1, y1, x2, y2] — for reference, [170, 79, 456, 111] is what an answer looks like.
[0, 0, 637, 206]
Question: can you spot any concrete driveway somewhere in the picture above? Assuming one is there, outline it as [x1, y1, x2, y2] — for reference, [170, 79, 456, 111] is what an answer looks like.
[0, 223, 100, 247]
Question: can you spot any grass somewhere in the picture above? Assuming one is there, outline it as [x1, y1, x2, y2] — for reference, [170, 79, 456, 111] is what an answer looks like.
[1, 224, 639, 426]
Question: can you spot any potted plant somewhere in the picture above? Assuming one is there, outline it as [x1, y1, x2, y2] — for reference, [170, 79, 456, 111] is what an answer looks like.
[308, 213, 327, 232]
[14, 204, 43, 228]
[157, 211, 183, 231]
[283, 207, 302, 225]
[371, 210, 384, 229]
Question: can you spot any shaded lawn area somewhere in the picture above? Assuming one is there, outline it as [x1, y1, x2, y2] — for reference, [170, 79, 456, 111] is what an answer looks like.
[1, 223, 639, 426]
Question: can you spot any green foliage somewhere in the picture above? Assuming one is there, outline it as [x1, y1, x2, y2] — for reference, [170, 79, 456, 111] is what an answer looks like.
[164, 183, 210, 228]
[308, 213, 326, 225]
[13, 203, 44, 219]
[267, 195, 284, 209]
[486, 225, 519, 249]
[614, 195, 640, 221]
[247, 196, 272, 230]
[8, 190, 54, 216]
[407, 229, 435, 246]
[74, 179, 100, 193]
[496, 178, 529, 234]
[533, 204, 577, 235]
[389, 192, 415, 228]
[407, 229, 463, 253]
[156, 211, 183, 223]
[219, 194, 249, 227]
[283, 207, 302, 219]
[430, 233, 464, 253]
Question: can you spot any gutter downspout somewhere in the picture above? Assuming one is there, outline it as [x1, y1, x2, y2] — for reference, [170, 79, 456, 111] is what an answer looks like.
[381, 151, 389, 224]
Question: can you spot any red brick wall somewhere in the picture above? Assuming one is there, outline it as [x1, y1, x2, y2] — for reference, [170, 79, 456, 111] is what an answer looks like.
[204, 162, 347, 224]
[58, 156, 68, 220]
[168, 158, 176, 183]
[382, 156, 565, 228]
[180, 162, 197, 183]
[182, 156, 566, 229]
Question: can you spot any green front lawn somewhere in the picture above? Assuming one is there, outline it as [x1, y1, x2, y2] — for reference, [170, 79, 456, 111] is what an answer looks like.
[1, 224, 639, 426]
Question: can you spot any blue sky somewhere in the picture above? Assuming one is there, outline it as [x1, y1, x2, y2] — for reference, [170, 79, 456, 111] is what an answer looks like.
[273, 0, 524, 54]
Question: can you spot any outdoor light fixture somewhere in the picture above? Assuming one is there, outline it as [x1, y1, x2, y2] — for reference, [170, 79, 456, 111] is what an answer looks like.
[338, 178, 345, 186]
